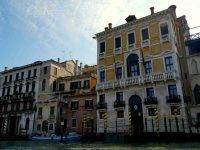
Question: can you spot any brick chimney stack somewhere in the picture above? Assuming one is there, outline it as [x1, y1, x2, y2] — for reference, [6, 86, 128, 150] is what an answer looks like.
[150, 7, 154, 15]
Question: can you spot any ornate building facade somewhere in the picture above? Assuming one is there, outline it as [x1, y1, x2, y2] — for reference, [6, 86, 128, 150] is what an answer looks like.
[186, 31, 200, 133]
[94, 5, 190, 135]
[0, 59, 76, 137]
[53, 65, 97, 135]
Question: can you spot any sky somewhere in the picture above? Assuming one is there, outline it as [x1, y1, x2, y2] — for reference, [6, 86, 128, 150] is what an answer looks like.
[0, 0, 199, 71]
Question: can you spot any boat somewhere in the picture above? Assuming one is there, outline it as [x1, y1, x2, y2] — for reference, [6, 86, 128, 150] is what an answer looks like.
[65, 132, 81, 142]
[30, 133, 81, 142]
[30, 134, 66, 141]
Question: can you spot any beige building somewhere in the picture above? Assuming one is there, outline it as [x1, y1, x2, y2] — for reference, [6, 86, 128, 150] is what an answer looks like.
[94, 5, 190, 135]
[34, 59, 76, 135]
[0, 59, 76, 137]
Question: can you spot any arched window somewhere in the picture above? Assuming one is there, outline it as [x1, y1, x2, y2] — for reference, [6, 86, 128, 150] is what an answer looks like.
[194, 84, 200, 104]
[191, 59, 198, 74]
[126, 54, 140, 77]
[25, 118, 30, 130]
[42, 79, 46, 91]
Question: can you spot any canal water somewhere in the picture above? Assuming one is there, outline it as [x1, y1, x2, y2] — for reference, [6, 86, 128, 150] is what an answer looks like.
[0, 141, 200, 150]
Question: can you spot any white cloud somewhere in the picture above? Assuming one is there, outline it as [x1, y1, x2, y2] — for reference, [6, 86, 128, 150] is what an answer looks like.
[3, 0, 200, 64]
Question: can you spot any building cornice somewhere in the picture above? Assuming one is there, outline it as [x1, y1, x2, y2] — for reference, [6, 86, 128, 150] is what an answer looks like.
[95, 6, 176, 39]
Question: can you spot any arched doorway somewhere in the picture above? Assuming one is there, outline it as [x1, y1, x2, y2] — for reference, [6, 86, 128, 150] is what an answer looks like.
[129, 95, 143, 136]
[25, 118, 30, 130]
[42, 120, 48, 132]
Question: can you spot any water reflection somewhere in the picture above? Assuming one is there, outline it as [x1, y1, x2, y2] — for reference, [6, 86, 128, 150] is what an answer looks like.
[0, 141, 200, 150]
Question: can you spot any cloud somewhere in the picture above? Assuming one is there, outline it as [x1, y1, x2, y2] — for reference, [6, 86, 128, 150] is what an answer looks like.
[2, 0, 200, 65]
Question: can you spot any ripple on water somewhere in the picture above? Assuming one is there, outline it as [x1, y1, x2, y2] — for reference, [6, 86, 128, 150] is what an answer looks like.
[0, 141, 200, 150]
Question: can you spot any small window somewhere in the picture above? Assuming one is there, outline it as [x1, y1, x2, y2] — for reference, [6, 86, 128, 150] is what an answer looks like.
[116, 92, 123, 101]
[100, 42, 105, 53]
[99, 94, 105, 103]
[85, 100, 93, 109]
[168, 85, 177, 96]
[44, 67, 48, 74]
[165, 56, 173, 71]
[4, 76, 8, 83]
[71, 101, 79, 110]
[49, 124, 54, 130]
[145, 61, 152, 74]
[160, 23, 169, 35]
[171, 106, 180, 115]
[128, 32, 135, 45]
[9, 75, 12, 82]
[15, 73, 19, 81]
[53, 81, 57, 92]
[72, 118, 77, 127]
[148, 108, 157, 116]
[37, 124, 41, 131]
[146, 87, 154, 97]
[83, 80, 90, 89]
[42, 79, 46, 91]
[33, 69, 37, 77]
[131, 65, 139, 76]
[115, 37, 121, 49]
[99, 112, 104, 119]
[197, 113, 200, 123]
[117, 110, 124, 118]
[59, 83, 65, 91]
[21, 72, 24, 80]
[26, 82, 30, 92]
[38, 107, 43, 116]
[31, 81, 36, 92]
[116, 66, 122, 80]
[70, 81, 81, 90]
[19, 84, 23, 93]
[28, 70, 31, 78]
[54, 67, 57, 76]
[7, 86, 11, 95]
[141, 28, 149, 41]
[100, 70, 105, 82]
[50, 106, 55, 116]
[60, 107, 63, 116]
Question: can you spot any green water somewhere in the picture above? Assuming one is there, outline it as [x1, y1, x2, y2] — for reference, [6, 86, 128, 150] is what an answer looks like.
[0, 141, 200, 150]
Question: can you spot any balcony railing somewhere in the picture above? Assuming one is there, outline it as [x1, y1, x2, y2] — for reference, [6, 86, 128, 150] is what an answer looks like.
[85, 105, 94, 110]
[97, 101, 107, 109]
[144, 96, 158, 105]
[97, 71, 178, 91]
[166, 95, 181, 103]
[114, 100, 125, 108]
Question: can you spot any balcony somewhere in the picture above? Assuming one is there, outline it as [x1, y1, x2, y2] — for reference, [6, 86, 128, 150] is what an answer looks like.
[85, 105, 94, 110]
[166, 95, 181, 103]
[114, 100, 125, 108]
[26, 76, 37, 81]
[161, 34, 170, 42]
[144, 96, 158, 105]
[97, 101, 107, 109]
[96, 71, 178, 91]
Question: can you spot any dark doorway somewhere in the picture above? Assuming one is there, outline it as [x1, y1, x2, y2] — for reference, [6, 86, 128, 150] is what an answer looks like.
[42, 120, 48, 132]
[129, 95, 143, 136]
[9, 116, 17, 136]
[25, 118, 30, 130]
[0, 117, 3, 134]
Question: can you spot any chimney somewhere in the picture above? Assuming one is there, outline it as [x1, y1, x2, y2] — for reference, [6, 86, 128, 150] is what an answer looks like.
[57, 58, 60, 63]
[105, 27, 108, 31]
[80, 62, 83, 74]
[75, 60, 79, 75]
[4, 67, 8, 71]
[108, 23, 112, 29]
[150, 7, 154, 15]
[125, 15, 137, 23]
